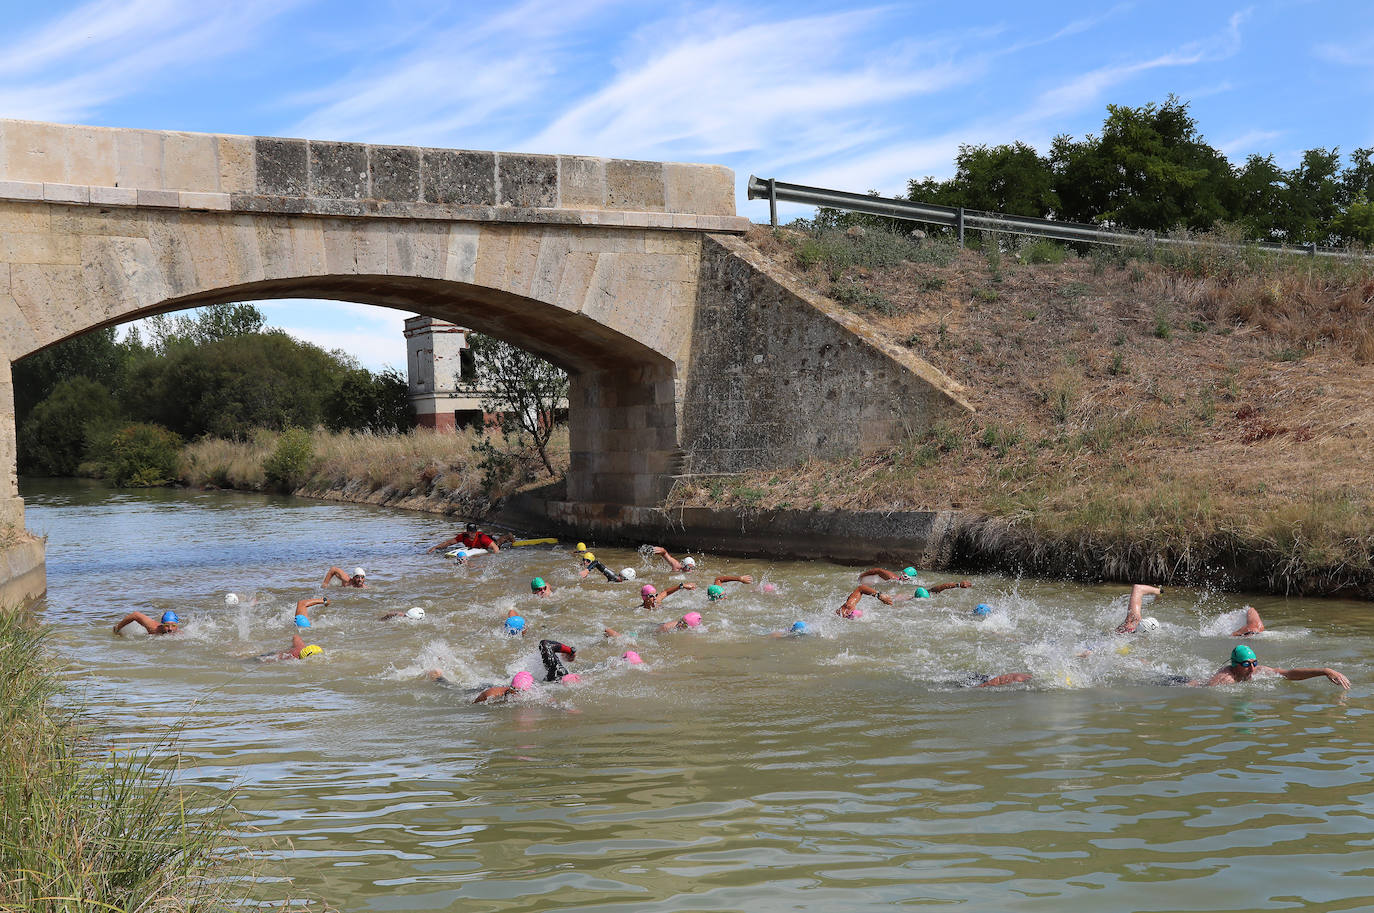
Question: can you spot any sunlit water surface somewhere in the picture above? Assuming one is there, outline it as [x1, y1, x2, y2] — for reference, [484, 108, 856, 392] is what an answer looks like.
[22, 480, 1374, 912]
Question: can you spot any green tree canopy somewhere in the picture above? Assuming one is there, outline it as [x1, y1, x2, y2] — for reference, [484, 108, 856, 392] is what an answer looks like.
[466, 334, 568, 477]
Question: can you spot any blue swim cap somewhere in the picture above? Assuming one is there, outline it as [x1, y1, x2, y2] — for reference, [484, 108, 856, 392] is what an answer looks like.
[160, 611, 179, 625]
[790, 621, 808, 634]
[974, 604, 992, 616]
[294, 614, 311, 628]
[505, 615, 526, 633]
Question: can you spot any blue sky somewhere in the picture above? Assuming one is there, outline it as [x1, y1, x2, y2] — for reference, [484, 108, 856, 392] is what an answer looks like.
[5, 0, 1373, 371]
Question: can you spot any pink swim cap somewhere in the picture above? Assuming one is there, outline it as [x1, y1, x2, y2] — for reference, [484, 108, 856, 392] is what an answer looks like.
[682, 611, 702, 627]
[561, 673, 582, 684]
[641, 584, 657, 597]
[762, 583, 777, 593]
[622, 650, 643, 664]
[850, 608, 864, 619]
[511, 670, 534, 690]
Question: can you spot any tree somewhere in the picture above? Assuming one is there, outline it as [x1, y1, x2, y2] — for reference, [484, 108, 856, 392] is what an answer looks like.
[1279, 148, 1344, 244]
[17, 377, 123, 476]
[12, 327, 130, 428]
[910, 142, 1059, 218]
[465, 334, 568, 477]
[1235, 154, 1290, 241]
[142, 303, 266, 355]
[324, 367, 413, 433]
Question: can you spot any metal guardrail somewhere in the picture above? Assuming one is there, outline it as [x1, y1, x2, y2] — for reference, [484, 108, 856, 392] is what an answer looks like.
[747, 174, 1369, 261]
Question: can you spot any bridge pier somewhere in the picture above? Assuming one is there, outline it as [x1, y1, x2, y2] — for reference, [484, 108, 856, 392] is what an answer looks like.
[0, 359, 22, 532]
[568, 364, 679, 505]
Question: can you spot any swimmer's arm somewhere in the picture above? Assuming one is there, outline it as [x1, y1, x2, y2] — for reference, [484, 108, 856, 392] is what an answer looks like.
[929, 581, 972, 594]
[858, 568, 900, 581]
[975, 672, 1033, 688]
[296, 596, 328, 617]
[713, 575, 752, 585]
[113, 612, 158, 635]
[1203, 668, 1237, 687]
[288, 633, 306, 659]
[1274, 666, 1351, 689]
[427, 535, 461, 554]
[652, 546, 684, 572]
[604, 627, 622, 639]
[855, 585, 893, 605]
[322, 567, 349, 587]
[1231, 606, 1265, 636]
[379, 611, 406, 620]
[662, 582, 695, 600]
[473, 686, 513, 704]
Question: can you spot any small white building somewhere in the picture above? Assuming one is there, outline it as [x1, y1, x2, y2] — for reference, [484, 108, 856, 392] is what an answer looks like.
[403, 316, 487, 430]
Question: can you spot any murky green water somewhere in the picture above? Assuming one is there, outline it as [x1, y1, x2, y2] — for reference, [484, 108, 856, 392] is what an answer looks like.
[21, 479, 1374, 911]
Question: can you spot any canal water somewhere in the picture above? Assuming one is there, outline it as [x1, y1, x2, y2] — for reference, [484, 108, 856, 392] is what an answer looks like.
[21, 480, 1374, 912]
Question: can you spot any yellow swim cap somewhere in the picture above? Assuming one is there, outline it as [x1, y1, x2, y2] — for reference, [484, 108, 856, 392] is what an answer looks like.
[583, 552, 595, 562]
[299, 644, 322, 659]
[576, 542, 587, 552]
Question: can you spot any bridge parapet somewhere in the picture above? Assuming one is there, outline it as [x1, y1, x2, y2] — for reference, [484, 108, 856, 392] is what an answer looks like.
[0, 120, 746, 231]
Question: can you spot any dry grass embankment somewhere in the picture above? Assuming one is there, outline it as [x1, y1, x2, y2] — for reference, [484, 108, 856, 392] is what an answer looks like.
[181, 427, 569, 517]
[673, 224, 1374, 595]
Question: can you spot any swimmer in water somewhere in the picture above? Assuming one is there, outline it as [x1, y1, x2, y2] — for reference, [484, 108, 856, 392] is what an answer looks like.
[258, 633, 324, 662]
[650, 546, 696, 573]
[657, 611, 703, 633]
[578, 552, 625, 582]
[1114, 584, 1162, 633]
[836, 585, 893, 619]
[113, 610, 182, 636]
[890, 580, 973, 601]
[639, 581, 696, 609]
[1229, 605, 1266, 636]
[461, 670, 536, 704]
[379, 606, 427, 621]
[858, 566, 921, 583]
[705, 575, 753, 601]
[530, 577, 553, 596]
[503, 609, 527, 636]
[427, 522, 514, 555]
[768, 621, 811, 638]
[969, 672, 1034, 688]
[292, 596, 329, 628]
[322, 566, 367, 588]
[1201, 644, 1350, 689]
[537, 639, 578, 682]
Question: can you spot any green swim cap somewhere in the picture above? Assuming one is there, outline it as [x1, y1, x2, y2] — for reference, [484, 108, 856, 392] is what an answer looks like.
[1231, 644, 1257, 664]
[914, 587, 930, 598]
[902, 567, 918, 578]
[531, 577, 546, 591]
[707, 584, 724, 600]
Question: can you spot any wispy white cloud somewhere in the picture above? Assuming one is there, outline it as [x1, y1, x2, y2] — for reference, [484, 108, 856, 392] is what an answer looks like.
[1217, 128, 1283, 158]
[1315, 32, 1374, 67]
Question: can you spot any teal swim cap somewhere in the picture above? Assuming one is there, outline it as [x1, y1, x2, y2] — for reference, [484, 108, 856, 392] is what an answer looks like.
[1231, 644, 1256, 664]
[914, 587, 931, 598]
[294, 614, 311, 628]
[707, 584, 724, 600]
[530, 577, 546, 592]
[902, 567, 917, 578]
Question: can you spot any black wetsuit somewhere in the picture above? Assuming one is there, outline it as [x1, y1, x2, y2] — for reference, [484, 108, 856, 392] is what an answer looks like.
[538, 639, 576, 682]
[585, 560, 623, 582]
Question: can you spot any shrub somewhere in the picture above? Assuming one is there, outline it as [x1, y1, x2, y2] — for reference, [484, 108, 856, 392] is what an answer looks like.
[88, 423, 183, 487]
[1022, 239, 1068, 264]
[17, 377, 122, 476]
[263, 427, 316, 492]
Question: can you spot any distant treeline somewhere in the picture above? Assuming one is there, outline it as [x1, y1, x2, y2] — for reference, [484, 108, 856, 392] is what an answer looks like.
[15, 303, 411, 482]
[855, 96, 1373, 247]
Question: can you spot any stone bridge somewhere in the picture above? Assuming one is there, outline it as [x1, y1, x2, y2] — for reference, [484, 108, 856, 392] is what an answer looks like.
[0, 119, 971, 537]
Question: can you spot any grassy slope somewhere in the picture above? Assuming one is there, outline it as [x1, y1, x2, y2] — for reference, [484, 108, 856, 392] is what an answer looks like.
[671, 225, 1374, 595]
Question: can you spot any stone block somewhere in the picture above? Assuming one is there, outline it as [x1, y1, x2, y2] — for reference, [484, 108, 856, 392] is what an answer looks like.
[113, 129, 163, 189]
[217, 136, 255, 193]
[606, 159, 665, 211]
[42, 183, 88, 203]
[664, 162, 735, 215]
[421, 148, 495, 205]
[0, 180, 43, 200]
[1, 122, 71, 184]
[559, 156, 605, 209]
[2, 231, 78, 264]
[89, 185, 138, 206]
[136, 188, 180, 208]
[179, 191, 231, 211]
[370, 146, 420, 202]
[387, 222, 447, 278]
[309, 141, 369, 199]
[255, 137, 308, 196]
[498, 153, 558, 208]
[443, 222, 481, 283]
[163, 132, 220, 192]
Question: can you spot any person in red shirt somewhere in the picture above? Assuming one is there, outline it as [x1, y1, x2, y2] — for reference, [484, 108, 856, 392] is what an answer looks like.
[427, 522, 513, 554]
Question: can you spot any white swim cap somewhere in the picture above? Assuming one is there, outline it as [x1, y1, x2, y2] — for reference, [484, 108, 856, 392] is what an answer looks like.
[1140, 616, 1160, 632]
[224, 593, 240, 606]
[682, 556, 696, 567]
[353, 567, 366, 578]
[621, 567, 636, 580]
[405, 607, 425, 620]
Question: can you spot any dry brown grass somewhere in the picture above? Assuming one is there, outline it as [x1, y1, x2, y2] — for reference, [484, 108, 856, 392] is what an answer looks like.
[673, 225, 1374, 594]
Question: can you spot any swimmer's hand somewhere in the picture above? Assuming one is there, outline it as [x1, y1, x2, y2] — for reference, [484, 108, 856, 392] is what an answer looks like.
[880, 595, 894, 605]
[578, 569, 590, 578]
[1327, 669, 1352, 689]
[652, 546, 667, 556]
[681, 582, 697, 590]
[958, 580, 971, 588]
[604, 627, 620, 639]
[740, 575, 753, 584]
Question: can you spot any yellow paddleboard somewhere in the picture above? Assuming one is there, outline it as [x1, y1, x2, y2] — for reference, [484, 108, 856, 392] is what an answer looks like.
[511, 538, 558, 547]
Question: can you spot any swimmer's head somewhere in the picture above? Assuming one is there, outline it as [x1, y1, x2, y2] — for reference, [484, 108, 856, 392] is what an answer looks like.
[913, 587, 931, 599]
[466, 523, 478, 533]
[849, 608, 864, 619]
[582, 552, 595, 564]
[682, 556, 696, 569]
[575, 542, 587, 553]
[622, 650, 643, 664]
[1139, 616, 1160, 632]
[561, 673, 582, 684]
[504, 615, 526, 634]
[1231, 644, 1257, 666]
[160, 611, 180, 626]
[353, 567, 366, 579]
[299, 644, 322, 659]
[682, 611, 702, 628]
[762, 583, 777, 594]
[902, 566, 918, 580]
[225, 593, 240, 606]
[294, 614, 311, 628]
[790, 621, 808, 634]
[973, 603, 993, 617]
[706, 584, 725, 601]
[511, 670, 534, 690]
[405, 607, 425, 620]
[530, 577, 548, 594]
[641, 584, 657, 598]
[621, 567, 636, 580]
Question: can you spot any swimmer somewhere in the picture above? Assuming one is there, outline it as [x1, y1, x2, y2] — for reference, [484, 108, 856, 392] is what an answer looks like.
[639, 581, 696, 609]
[768, 621, 810, 638]
[427, 522, 513, 554]
[858, 566, 920, 583]
[578, 552, 625, 582]
[537, 639, 577, 682]
[530, 577, 552, 596]
[323, 566, 367, 588]
[503, 609, 527, 636]
[1202, 644, 1350, 689]
[379, 606, 427, 621]
[1230, 605, 1266, 636]
[113, 610, 182, 636]
[836, 585, 892, 619]
[706, 575, 753, 601]
[258, 633, 324, 662]
[658, 611, 703, 633]
[971, 672, 1034, 688]
[292, 596, 328, 628]
[465, 670, 536, 704]
[650, 546, 696, 573]
[621, 650, 644, 665]
[892, 580, 973, 601]
[973, 603, 993, 618]
[1115, 584, 1162, 633]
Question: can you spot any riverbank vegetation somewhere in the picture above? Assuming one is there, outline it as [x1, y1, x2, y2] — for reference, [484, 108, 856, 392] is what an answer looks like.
[0, 609, 241, 911]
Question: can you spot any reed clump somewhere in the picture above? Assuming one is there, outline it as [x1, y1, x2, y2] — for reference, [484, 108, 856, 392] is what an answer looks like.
[0, 609, 242, 912]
